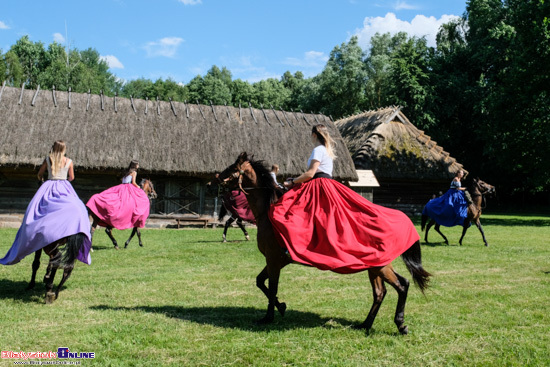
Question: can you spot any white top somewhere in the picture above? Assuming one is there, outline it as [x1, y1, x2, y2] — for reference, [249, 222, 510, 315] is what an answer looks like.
[307, 145, 333, 176]
[122, 174, 133, 184]
[47, 157, 72, 180]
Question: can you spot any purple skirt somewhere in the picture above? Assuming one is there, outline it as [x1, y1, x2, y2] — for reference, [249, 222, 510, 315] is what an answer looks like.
[0, 180, 92, 265]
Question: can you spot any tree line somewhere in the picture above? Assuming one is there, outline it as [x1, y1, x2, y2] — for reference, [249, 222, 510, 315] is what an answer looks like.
[1, 0, 548, 203]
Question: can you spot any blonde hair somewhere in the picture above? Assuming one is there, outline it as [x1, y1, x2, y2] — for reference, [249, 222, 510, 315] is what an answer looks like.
[48, 140, 67, 177]
[312, 124, 337, 159]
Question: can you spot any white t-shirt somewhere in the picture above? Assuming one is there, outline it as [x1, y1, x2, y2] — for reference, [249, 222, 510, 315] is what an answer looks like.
[307, 145, 333, 176]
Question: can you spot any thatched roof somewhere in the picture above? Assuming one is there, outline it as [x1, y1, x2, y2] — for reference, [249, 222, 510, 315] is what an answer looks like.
[335, 106, 466, 180]
[0, 84, 358, 181]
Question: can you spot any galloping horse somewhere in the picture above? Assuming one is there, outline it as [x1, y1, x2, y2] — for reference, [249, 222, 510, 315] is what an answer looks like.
[421, 178, 495, 246]
[89, 179, 157, 249]
[217, 153, 430, 335]
[27, 233, 87, 303]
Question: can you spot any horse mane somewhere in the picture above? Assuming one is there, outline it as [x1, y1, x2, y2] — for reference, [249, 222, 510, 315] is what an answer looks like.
[248, 159, 284, 205]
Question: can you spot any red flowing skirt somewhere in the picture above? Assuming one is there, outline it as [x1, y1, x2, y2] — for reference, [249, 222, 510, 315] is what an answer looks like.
[269, 178, 420, 274]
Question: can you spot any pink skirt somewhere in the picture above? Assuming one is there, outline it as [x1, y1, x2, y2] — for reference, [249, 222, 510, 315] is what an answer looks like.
[86, 184, 150, 230]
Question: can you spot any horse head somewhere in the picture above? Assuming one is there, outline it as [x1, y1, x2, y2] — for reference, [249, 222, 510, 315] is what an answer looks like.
[140, 179, 158, 199]
[471, 178, 496, 197]
[217, 152, 257, 193]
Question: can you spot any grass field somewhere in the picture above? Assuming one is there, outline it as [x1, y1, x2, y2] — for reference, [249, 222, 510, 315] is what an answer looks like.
[0, 214, 549, 366]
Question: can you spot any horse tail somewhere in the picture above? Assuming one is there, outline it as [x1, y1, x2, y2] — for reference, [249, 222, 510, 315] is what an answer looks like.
[421, 214, 428, 231]
[61, 233, 86, 266]
[401, 240, 431, 294]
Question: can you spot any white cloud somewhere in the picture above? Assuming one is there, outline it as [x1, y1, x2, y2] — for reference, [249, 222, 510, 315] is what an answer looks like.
[354, 12, 460, 49]
[100, 55, 124, 69]
[0, 21, 10, 29]
[284, 51, 328, 68]
[393, 1, 419, 11]
[178, 0, 202, 5]
[53, 32, 65, 43]
[144, 37, 184, 58]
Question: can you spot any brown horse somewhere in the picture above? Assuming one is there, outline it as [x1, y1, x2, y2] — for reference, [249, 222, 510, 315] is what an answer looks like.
[89, 179, 157, 249]
[421, 178, 495, 246]
[27, 233, 87, 303]
[217, 153, 430, 335]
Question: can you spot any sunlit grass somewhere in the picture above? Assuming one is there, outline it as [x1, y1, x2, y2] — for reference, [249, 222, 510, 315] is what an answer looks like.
[0, 214, 549, 366]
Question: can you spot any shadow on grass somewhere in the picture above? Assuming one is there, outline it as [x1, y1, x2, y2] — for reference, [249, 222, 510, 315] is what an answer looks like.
[477, 217, 550, 227]
[90, 304, 369, 333]
[0, 279, 45, 303]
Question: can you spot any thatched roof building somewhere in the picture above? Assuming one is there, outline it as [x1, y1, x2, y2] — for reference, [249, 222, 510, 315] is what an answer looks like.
[0, 83, 357, 216]
[336, 107, 466, 213]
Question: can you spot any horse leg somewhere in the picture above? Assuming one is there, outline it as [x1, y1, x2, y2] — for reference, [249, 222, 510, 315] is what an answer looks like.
[257, 256, 286, 324]
[43, 250, 62, 304]
[90, 219, 98, 252]
[54, 265, 74, 300]
[105, 227, 119, 249]
[236, 218, 249, 240]
[383, 266, 410, 335]
[256, 266, 287, 317]
[458, 220, 471, 246]
[471, 219, 488, 247]
[424, 219, 434, 243]
[125, 227, 138, 248]
[434, 223, 449, 245]
[26, 249, 42, 290]
[223, 217, 235, 243]
[355, 268, 386, 333]
[136, 228, 143, 247]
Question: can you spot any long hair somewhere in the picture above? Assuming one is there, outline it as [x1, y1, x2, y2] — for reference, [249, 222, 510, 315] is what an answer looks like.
[48, 141, 67, 177]
[123, 160, 139, 177]
[312, 124, 337, 159]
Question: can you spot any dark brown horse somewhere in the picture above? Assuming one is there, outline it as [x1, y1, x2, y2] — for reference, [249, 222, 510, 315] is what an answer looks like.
[217, 153, 430, 335]
[421, 178, 495, 246]
[27, 233, 87, 303]
[89, 179, 157, 249]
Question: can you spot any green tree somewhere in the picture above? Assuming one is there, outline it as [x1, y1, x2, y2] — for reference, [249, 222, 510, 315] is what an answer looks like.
[9, 35, 46, 88]
[2, 50, 24, 86]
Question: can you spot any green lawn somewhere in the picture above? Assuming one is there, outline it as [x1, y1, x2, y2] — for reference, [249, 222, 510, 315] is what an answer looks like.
[0, 214, 549, 366]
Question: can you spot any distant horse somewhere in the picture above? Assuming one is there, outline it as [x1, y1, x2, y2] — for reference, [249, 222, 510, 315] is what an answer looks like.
[27, 233, 87, 303]
[217, 152, 430, 335]
[89, 179, 157, 249]
[421, 178, 495, 246]
[219, 190, 254, 242]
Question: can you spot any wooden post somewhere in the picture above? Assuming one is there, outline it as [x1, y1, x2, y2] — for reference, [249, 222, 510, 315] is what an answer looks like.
[52, 86, 58, 107]
[0, 80, 6, 104]
[300, 109, 310, 125]
[224, 102, 231, 122]
[68, 87, 72, 109]
[260, 103, 271, 125]
[31, 85, 40, 106]
[170, 98, 177, 116]
[145, 97, 148, 115]
[239, 102, 242, 121]
[114, 92, 118, 112]
[184, 100, 189, 118]
[281, 108, 293, 127]
[197, 100, 205, 119]
[249, 102, 258, 124]
[86, 89, 91, 111]
[210, 100, 217, 121]
[130, 95, 137, 113]
[157, 97, 160, 115]
[270, 104, 284, 126]
[18, 83, 25, 105]
[100, 90, 104, 111]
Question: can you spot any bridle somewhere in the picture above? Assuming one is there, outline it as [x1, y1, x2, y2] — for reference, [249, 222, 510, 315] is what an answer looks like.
[470, 180, 494, 209]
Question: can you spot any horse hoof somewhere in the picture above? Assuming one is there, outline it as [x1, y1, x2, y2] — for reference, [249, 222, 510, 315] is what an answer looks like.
[399, 325, 409, 335]
[124, 244, 128, 249]
[114, 245, 119, 250]
[26, 282, 35, 290]
[45, 292, 56, 304]
[245, 235, 250, 241]
[139, 243, 143, 247]
[277, 302, 286, 317]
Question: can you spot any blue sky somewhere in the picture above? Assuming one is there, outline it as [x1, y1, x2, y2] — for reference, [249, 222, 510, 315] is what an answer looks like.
[0, 0, 467, 84]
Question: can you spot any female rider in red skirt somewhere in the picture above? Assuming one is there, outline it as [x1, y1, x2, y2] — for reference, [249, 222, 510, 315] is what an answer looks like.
[268, 124, 420, 274]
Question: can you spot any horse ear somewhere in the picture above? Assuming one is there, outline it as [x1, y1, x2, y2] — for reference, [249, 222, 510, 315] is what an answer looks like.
[238, 152, 248, 164]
